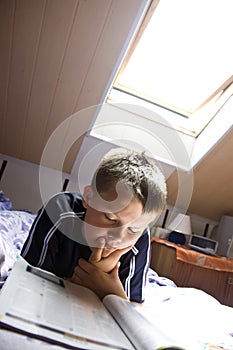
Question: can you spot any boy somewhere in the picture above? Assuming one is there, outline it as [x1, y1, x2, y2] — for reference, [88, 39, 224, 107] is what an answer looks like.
[21, 148, 167, 304]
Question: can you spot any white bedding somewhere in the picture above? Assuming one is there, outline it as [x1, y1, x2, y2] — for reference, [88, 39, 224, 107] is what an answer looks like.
[142, 275, 233, 349]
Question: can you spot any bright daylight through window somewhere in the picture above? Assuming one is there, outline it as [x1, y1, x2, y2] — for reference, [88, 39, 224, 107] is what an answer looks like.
[108, 0, 233, 137]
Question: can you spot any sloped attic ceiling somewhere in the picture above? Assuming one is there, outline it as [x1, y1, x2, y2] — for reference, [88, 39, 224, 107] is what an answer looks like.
[0, 0, 144, 173]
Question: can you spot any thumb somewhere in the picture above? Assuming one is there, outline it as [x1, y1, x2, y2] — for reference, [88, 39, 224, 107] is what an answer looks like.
[89, 237, 105, 263]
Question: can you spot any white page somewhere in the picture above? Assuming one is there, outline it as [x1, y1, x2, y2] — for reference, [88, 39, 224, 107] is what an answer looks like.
[103, 295, 186, 350]
[0, 258, 134, 350]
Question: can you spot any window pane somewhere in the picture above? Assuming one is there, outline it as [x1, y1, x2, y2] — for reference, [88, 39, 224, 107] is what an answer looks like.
[115, 0, 233, 115]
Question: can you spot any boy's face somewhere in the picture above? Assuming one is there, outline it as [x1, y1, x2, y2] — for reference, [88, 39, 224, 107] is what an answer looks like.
[82, 186, 156, 257]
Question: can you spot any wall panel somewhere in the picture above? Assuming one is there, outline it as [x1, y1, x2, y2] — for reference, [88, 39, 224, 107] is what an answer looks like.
[3, 0, 46, 157]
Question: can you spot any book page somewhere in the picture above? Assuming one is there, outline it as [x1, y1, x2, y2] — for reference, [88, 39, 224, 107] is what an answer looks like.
[0, 258, 134, 350]
[103, 295, 185, 350]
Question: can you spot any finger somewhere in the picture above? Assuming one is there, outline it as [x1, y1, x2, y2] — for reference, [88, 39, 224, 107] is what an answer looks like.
[78, 258, 96, 274]
[89, 237, 106, 263]
[73, 261, 90, 282]
[73, 260, 89, 278]
[108, 244, 133, 261]
[96, 237, 106, 249]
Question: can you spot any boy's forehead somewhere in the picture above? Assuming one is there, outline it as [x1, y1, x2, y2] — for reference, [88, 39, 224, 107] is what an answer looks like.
[91, 185, 137, 213]
[128, 210, 156, 226]
[89, 188, 157, 226]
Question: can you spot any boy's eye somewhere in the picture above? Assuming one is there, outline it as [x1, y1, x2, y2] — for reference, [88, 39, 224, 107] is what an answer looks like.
[104, 213, 117, 222]
[128, 228, 140, 235]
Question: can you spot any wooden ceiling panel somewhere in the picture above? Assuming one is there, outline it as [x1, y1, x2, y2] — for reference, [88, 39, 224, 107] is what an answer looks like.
[0, 0, 46, 158]
[41, 0, 112, 170]
[0, 0, 144, 171]
[21, 0, 78, 164]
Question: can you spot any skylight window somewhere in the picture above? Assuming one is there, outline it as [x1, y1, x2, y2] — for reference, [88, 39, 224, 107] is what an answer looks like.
[109, 0, 233, 136]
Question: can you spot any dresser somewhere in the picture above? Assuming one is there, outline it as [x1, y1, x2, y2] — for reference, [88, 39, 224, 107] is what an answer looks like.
[150, 237, 233, 307]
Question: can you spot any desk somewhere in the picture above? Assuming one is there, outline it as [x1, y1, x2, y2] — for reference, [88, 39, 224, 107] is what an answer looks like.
[150, 238, 233, 307]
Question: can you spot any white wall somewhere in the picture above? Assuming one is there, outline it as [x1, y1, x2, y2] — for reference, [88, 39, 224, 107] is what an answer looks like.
[0, 154, 70, 212]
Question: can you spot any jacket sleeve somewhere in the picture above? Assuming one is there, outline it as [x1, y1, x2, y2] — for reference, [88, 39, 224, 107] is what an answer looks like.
[21, 193, 70, 271]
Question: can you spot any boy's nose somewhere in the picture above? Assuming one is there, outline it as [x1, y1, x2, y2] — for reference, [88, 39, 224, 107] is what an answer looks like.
[107, 227, 126, 242]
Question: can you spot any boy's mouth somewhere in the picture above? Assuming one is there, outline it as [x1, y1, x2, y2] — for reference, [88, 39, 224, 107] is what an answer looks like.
[104, 244, 116, 252]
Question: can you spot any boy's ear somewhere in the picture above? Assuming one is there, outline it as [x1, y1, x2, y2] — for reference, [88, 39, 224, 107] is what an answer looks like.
[82, 185, 93, 208]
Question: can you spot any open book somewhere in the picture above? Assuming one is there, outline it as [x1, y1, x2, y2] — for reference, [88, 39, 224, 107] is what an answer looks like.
[0, 258, 185, 350]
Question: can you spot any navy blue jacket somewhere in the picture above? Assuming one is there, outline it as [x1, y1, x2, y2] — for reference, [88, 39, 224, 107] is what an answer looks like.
[21, 192, 151, 303]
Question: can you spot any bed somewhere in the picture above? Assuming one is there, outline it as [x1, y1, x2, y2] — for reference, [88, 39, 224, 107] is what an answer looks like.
[0, 191, 232, 350]
[0, 191, 36, 287]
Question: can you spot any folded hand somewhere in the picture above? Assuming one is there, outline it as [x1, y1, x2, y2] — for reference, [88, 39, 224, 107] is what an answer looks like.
[70, 258, 128, 300]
